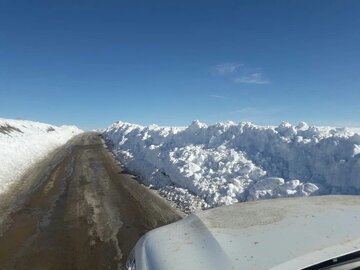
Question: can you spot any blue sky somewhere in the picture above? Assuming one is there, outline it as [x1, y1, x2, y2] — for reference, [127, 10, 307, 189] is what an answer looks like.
[1, 0, 360, 130]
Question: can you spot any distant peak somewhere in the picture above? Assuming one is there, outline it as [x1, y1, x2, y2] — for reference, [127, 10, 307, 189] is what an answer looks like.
[189, 120, 207, 129]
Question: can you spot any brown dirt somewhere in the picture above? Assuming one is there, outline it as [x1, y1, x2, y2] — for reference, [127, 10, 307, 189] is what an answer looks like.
[0, 133, 182, 270]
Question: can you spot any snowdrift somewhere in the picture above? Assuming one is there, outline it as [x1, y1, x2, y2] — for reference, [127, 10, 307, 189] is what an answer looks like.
[0, 118, 82, 195]
[103, 120, 360, 213]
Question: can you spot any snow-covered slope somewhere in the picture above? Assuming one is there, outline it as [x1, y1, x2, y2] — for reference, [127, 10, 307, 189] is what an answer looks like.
[103, 121, 360, 213]
[0, 118, 82, 195]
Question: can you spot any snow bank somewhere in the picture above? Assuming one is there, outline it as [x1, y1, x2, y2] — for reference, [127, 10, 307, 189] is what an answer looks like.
[103, 120, 360, 213]
[0, 118, 82, 195]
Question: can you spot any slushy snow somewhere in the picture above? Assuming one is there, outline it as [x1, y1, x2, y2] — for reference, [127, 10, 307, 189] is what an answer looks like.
[103, 120, 360, 213]
[0, 118, 82, 195]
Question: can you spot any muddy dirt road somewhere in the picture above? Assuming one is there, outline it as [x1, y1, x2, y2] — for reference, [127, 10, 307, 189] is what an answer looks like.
[0, 133, 182, 270]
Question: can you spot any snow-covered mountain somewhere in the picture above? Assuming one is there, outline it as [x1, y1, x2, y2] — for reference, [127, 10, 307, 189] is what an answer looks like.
[103, 120, 360, 213]
[0, 118, 82, 195]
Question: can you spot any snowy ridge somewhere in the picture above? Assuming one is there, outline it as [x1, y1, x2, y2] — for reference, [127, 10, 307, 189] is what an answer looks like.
[103, 120, 360, 213]
[0, 118, 82, 195]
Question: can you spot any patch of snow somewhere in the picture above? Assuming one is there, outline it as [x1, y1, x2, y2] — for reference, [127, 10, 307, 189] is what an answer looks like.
[103, 120, 360, 213]
[0, 118, 82, 195]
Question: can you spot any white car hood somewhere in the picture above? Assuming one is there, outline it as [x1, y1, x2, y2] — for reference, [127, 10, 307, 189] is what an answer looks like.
[134, 196, 360, 270]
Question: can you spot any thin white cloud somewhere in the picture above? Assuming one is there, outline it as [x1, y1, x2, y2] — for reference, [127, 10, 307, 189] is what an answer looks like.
[234, 72, 269, 84]
[210, 94, 226, 99]
[232, 107, 258, 114]
[212, 63, 270, 85]
[213, 63, 243, 76]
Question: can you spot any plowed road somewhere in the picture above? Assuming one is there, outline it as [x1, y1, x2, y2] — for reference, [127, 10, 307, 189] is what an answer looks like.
[0, 133, 182, 270]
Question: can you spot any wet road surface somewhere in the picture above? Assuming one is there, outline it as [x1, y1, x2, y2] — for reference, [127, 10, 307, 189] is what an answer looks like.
[0, 133, 182, 270]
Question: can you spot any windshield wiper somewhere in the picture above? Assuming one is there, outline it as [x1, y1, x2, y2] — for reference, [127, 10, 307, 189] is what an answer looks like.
[302, 250, 360, 270]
